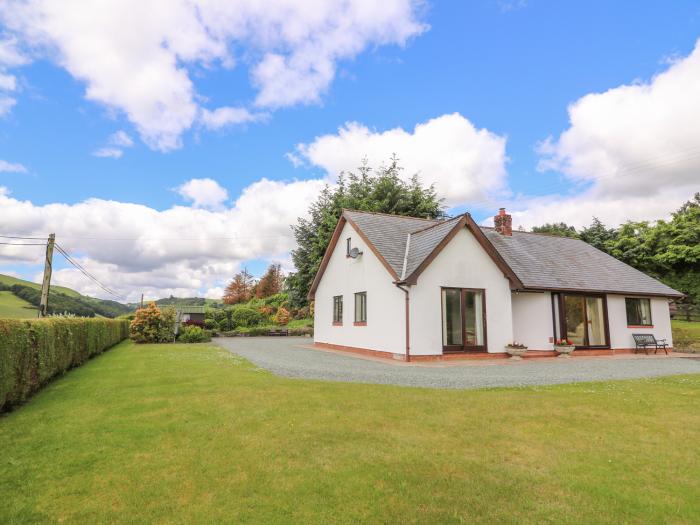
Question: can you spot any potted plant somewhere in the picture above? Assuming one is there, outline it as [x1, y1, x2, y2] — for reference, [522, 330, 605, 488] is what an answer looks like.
[505, 342, 527, 359]
[554, 338, 575, 357]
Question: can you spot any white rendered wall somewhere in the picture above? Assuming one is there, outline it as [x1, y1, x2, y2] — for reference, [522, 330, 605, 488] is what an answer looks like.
[607, 295, 673, 349]
[511, 291, 554, 350]
[409, 227, 514, 355]
[313, 222, 406, 355]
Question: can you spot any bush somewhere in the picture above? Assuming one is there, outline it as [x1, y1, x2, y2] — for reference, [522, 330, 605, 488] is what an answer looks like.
[178, 325, 211, 343]
[129, 303, 175, 343]
[218, 318, 231, 331]
[204, 318, 217, 330]
[0, 318, 129, 412]
[273, 306, 291, 326]
[231, 306, 264, 328]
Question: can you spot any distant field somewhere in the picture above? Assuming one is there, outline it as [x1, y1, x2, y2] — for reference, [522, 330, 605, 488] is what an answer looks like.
[672, 320, 700, 352]
[0, 274, 80, 298]
[0, 290, 37, 318]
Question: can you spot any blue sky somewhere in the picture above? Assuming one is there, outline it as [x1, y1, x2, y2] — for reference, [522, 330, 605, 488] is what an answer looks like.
[1, 1, 699, 300]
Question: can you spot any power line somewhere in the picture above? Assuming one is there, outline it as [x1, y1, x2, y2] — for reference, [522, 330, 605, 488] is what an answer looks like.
[54, 243, 125, 300]
[0, 241, 47, 246]
[0, 234, 47, 240]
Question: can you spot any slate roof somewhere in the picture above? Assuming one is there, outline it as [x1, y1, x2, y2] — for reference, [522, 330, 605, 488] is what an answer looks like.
[341, 210, 682, 297]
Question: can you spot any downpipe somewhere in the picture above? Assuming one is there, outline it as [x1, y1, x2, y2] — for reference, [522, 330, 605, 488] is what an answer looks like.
[395, 283, 411, 362]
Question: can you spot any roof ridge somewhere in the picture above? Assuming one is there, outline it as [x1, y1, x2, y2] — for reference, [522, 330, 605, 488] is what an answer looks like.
[343, 209, 440, 222]
[411, 214, 463, 235]
[480, 225, 586, 240]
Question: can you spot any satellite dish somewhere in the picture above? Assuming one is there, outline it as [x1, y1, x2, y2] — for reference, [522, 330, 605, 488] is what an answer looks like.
[348, 247, 362, 259]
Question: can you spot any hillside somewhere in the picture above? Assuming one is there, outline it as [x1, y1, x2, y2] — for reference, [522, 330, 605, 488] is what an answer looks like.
[0, 273, 130, 318]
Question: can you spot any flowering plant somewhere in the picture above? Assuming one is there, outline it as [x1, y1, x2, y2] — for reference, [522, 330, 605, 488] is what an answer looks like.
[554, 338, 574, 346]
[506, 341, 527, 349]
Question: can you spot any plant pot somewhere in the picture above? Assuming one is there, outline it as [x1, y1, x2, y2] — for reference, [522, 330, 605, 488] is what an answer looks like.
[506, 347, 527, 360]
[555, 345, 575, 358]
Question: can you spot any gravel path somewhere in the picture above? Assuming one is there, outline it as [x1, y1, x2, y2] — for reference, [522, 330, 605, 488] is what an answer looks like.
[213, 337, 700, 389]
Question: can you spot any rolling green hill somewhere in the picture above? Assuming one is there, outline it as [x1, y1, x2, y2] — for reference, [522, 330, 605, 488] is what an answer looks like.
[0, 290, 37, 318]
[0, 274, 130, 318]
[0, 274, 80, 297]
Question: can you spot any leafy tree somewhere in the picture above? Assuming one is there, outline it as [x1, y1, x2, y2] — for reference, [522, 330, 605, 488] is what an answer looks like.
[287, 156, 445, 307]
[223, 269, 254, 305]
[255, 263, 284, 298]
[273, 306, 291, 326]
[579, 217, 617, 253]
[531, 222, 579, 238]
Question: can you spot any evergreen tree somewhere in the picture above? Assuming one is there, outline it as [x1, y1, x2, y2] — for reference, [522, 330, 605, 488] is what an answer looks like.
[531, 222, 579, 238]
[579, 217, 617, 253]
[287, 156, 444, 307]
[255, 263, 284, 298]
[223, 269, 254, 305]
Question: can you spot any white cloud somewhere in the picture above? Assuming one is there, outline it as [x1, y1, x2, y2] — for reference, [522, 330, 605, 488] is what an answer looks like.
[199, 106, 265, 130]
[513, 40, 700, 228]
[0, 159, 27, 173]
[176, 178, 229, 210]
[0, 177, 324, 301]
[289, 113, 508, 207]
[92, 147, 123, 159]
[0, 95, 16, 116]
[0, 0, 427, 150]
[109, 130, 134, 148]
[0, 73, 16, 91]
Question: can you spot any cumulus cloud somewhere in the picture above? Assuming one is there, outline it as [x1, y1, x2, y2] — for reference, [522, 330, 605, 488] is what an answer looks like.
[513, 39, 700, 228]
[92, 130, 134, 159]
[0, 159, 27, 173]
[288, 113, 508, 207]
[0, 95, 15, 116]
[0, 0, 426, 149]
[176, 178, 230, 210]
[109, 130, 134, 148]
[92, 147, 123, 159]
[0, 177, 325, 301]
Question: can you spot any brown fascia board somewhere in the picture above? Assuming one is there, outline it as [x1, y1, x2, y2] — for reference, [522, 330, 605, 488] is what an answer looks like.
[307, 210, 400, 300]
[518, 286, 684, 298]
[403, 213, 524, 289]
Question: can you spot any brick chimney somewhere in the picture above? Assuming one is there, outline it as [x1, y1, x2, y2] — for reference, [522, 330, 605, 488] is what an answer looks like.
[494, 207, 512, 236]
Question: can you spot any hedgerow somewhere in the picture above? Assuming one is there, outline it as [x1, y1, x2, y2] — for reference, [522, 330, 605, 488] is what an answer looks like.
[0, 318, 129, 412]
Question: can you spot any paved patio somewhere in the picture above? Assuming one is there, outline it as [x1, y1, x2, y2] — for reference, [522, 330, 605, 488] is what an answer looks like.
[214, 337, 700, 389]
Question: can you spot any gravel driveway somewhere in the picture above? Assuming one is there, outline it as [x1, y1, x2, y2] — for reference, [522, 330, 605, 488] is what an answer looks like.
[213, 337, 700, 389]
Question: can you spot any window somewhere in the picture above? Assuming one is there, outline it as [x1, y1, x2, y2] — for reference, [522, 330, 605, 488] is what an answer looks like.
[553, 293, 609, 348]
[441, 288, 486, 351]
[354, 292, 367, 324]
[626, 298, 652, 326]
[333, 295, 343, 325]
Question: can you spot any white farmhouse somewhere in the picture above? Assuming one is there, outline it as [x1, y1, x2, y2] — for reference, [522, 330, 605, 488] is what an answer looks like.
[309, 209, 682, 361]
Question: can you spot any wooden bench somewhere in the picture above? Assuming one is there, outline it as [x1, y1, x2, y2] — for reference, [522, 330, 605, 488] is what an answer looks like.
[632, 334, 669, 355]
[268, 328, 289, 337]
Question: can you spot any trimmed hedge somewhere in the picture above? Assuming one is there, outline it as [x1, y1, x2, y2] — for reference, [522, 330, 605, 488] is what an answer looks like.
[0, 318, 129, 412]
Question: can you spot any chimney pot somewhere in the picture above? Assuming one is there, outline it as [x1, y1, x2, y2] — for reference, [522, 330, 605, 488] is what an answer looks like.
[494, 207, 512, 236]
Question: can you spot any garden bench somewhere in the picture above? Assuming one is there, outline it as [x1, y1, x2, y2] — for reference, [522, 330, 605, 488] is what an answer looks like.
[632, 334, 669, 355]
[268, 328, 289, 336]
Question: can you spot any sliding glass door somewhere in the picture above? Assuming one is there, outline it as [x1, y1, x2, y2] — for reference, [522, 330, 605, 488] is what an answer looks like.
[442, 288, 486, 352]
[556, 293, 609, 348]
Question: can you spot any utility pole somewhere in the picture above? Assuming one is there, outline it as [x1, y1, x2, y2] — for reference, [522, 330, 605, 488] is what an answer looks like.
[39, 233, 55, 317]
[140, 293, 144, 309]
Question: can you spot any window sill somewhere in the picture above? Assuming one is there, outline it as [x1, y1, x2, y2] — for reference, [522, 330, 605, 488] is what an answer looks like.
[332, 322, 343, 326]
[353, 321, 367, 326]
[627, 325, 653, 328]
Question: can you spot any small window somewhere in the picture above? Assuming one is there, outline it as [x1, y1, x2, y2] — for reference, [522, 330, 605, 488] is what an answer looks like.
[333, 295, 343, 324]
[625, 298, 652, 326]
[346, 238, 351, 256]
[354, 292, 367, 324]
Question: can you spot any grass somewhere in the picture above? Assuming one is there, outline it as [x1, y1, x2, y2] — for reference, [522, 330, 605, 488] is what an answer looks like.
[672, 320, 700, 352]
[1, 342, 698, 524]
[0, 291, 37, 318]
[0, 273, 80, 298]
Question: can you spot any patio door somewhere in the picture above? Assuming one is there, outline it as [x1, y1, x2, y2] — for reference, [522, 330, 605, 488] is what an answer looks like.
[556, 293, 609, 348]
[442, 288, 487, 352]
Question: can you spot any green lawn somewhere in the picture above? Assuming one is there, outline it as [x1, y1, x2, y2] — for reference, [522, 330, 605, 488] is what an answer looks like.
[1, 342, 698, 524]
[672, 320, 700, 352]
[0, 290, 37, 318]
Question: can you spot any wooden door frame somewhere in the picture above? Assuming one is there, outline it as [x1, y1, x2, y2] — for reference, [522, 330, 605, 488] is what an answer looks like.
[441, 287, 488, 353]
[556, 292, 610, 349]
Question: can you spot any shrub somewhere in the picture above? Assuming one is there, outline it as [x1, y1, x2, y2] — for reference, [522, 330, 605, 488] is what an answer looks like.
[218, 318, 231, 331]
[204, 318, 217, 330]
[178, 325, 211, 343]
[129, 303, 175, 343]
[231, 306, 264, 328]
[0, 318, 129, 412]
[273, 306, 291, 326]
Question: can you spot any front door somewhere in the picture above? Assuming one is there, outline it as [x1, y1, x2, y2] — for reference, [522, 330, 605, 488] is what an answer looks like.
[558, 293, 609, 348]
[442, 288, 487, 352]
